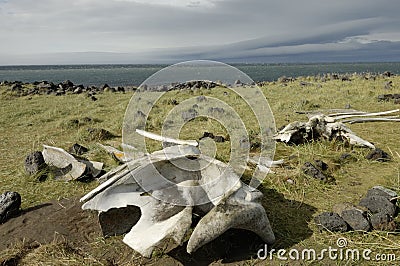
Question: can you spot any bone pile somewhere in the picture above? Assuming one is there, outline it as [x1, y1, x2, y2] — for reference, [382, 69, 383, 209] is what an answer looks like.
[80, 145, 276, 257]
[273, 109, 399, 149]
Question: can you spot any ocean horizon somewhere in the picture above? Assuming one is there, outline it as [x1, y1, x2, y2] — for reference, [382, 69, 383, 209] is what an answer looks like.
[1, 62, 399, 87]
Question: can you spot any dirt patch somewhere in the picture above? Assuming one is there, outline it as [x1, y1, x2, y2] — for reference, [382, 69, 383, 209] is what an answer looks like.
[0, 197, 101, 251]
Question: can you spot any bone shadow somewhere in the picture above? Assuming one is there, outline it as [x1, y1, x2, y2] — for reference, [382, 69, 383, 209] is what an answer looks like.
[168, 188, 317, 266]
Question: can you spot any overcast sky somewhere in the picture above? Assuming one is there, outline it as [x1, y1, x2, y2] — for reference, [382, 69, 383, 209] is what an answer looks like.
[0, 0, 399, 64]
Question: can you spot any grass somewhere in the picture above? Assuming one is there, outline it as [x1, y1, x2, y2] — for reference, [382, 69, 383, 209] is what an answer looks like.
[0, 73, 399, 265]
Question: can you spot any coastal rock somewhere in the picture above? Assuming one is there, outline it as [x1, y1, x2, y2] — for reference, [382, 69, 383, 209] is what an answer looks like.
[197, 95, 207, 102]
[199, 132, 226, 143]
[359, 196, 397, 217]
[366, 186, 398, 204]
[239, 137, 250, 149]
[301, 162, 329, 182]
[340, 208, 371, 231]
[214, 135, 225, 143]
[370, 212, 397, 231]
[339, 153, 357, 163]
[24, 151, 47, 175]
[69, 143, 89, 155]
[86, 128, 115, 141]
[383, 71, 392, 78]
[377, 94, 400, 102]
[366, 148, 391, 162]
[384, 81, 393, 90]
[61, 80, 74, 88]
[73, 87, 83, 94]
[314, 212, 348, 232]
[181, 108, 198, 122]
[0, 191, 21, 223]
[208, 107, 225, 115]
[314, 159, 328, 171]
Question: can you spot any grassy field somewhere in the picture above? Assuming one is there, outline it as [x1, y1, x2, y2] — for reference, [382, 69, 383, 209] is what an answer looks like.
[0, 74, 399, 265]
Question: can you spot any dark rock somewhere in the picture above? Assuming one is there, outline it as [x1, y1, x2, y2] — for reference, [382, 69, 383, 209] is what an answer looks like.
[10, 83, 22, 91]
[383, 71, 392, 78]
[135, 110, 146, 118]
[91, 96, 98, 101]
[208, 107, 225, 115]
[339, 153, 357, 163]
[395, 99, 400, 104]
[99, 205, 141, 237]
[366, 186, 398, 204]
[359, 196, 397, 217]
[214, 136, 225, 143]
[102, 84, 110, 90]
[370, 212, 397, 231]
[87, 128, 115, 141]
[73, 87, 83, 94]
[61, 80, 74, 88]
[69, 143, 88, 155]
[302, 162, 329, 182]
[299, 81, 313, 87]
[24, 151, 46, 175]
[377, 94, 400, 102]
[239, 137, 250, 149]
[384, 81, 393, 90]
[234, 80, 242, 86]
[197, 96, 207, 102]
[0, 191, 22, 223]
[314, 160, 328, 171]
[181, 108, 198, 122]
[82, 117, 93, 123]
[314, 212, 348, 232]
[340, 209, 371, 231]
[200, 132, 215, 139]
[366, 148, 391, 162]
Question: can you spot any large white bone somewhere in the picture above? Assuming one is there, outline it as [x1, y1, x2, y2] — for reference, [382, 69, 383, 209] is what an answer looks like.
[81, 145, 275, 257]
[42, 145, 87, 180]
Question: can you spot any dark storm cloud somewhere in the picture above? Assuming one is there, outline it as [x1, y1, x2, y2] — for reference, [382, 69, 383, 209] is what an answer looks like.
[0, 0, 399, 64]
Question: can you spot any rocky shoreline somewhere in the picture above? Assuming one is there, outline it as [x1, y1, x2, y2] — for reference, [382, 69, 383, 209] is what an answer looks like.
[0, 71, 397, 98]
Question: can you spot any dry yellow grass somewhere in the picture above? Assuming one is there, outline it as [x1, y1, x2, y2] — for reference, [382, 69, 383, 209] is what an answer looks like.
[0, 74, 399, 265]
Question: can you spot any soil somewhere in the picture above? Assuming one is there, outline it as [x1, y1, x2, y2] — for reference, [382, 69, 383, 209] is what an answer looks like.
[0, 197, 101, 251]
[0, 197, 273, 265]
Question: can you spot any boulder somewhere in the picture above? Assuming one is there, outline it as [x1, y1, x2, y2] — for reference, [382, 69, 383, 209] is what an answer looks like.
[302, 162, 329, 182]
[314, 159, 328, 171]
[0, 191, 21, 223]
[332, 203, 370, 231]
[366, 186, 398, 204]
[377, 94, 400, 102]
[370, 212, 397, 231]
[61, 80, 74, 88]
[341, 209, 371, 231]
[86, 128, 115, 141]
[314, 212, 348, 232]
[24, 151, 47, 175]
[359, 196, 396, 217]
[366, 148, 391, 162]
[181, 109, 198, 122]
[214, 136, 225, 143]
[69, 143, 89, 155]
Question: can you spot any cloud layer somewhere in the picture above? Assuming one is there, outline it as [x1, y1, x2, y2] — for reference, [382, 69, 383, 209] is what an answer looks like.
[0, 0, 399, 64]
